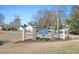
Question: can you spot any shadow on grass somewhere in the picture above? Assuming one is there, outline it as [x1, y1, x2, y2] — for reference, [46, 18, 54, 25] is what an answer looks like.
[0, 40, 10, 46]
[14, 38, 72, 44]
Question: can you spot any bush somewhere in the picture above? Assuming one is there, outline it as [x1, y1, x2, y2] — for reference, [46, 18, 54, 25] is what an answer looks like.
[40, 38, 49, 41]
[65, 36, 72, 40]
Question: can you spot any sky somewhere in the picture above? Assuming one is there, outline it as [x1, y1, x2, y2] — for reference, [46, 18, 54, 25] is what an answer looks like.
[0, 5, 72, 25]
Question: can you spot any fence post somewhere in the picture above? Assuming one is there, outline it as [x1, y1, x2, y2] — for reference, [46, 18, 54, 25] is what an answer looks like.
[21, 30, 25, 41]
[50, 26, 54, 40]
[32, 26, 37, 40]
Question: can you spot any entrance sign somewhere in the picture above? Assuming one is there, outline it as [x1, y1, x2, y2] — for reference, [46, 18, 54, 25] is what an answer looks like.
[21, 25, 68, 41]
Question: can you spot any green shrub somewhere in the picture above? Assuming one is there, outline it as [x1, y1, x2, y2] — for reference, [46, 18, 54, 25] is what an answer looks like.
[41, 38, 49, 41]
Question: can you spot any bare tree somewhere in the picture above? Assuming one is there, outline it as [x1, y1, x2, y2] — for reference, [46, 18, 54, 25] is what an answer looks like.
[9, 15, 21, 31]
[53, 5, 66, 28]
[28, 21, 36, 26]
[32, 9, 57, 28]
[53, 5, 66, 38]
[2, 24, 8, 30]
[0, 13, 5, 25]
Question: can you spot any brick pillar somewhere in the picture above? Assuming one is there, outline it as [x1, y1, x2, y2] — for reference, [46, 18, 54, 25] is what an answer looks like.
[32, 26, 37, 40]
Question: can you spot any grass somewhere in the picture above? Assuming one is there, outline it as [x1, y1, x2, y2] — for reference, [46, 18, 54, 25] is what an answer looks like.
[0, 31, 22, 42]
[0, 31, 79, 53]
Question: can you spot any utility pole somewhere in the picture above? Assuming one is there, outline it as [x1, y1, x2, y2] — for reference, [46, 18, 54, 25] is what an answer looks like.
[57, 18, 60, 38]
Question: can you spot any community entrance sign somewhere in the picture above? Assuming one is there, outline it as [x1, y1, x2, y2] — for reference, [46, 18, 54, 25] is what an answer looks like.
[21, 26, 68, 41]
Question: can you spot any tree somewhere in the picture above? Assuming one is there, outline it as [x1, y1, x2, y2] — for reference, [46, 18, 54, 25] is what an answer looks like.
[0, 13, 5, 25]
[9, 15, 21, 31]
[53, 5, 67, 29]
[23, 24, 27, 27]
[64, 6, 79, 34]
[2, 24, 8, 30]
[28, 21, 36, 26]
[32, 9, 57, 28]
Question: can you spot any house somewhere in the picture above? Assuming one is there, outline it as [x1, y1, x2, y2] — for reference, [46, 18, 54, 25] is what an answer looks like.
[18, 26, 24, 31]
[18, 25, 34, 32]
[25, 25, 33, 32]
